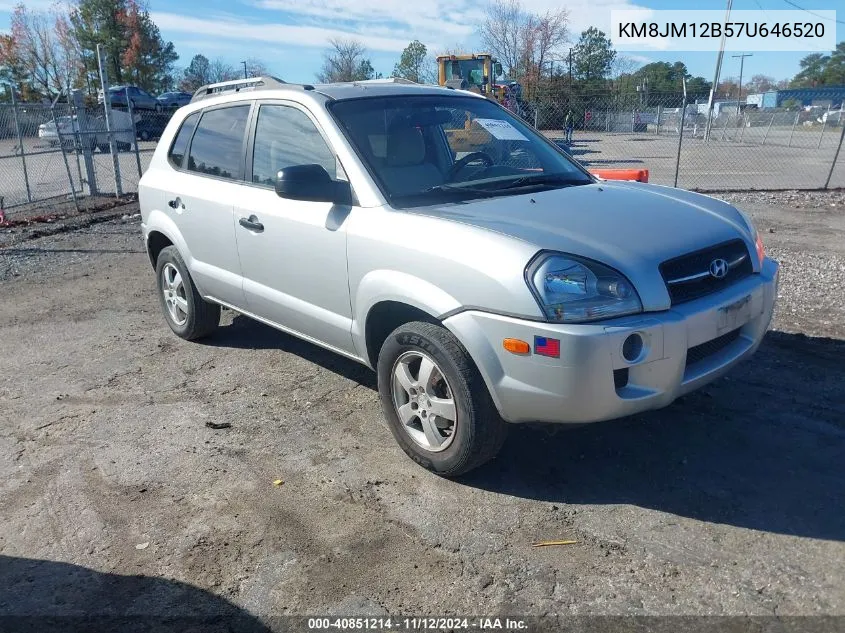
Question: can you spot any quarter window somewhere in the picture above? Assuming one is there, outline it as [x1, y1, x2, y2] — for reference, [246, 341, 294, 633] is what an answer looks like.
[252, 104, 336, 187]
[168, 111, 199, 169]
[187, 105, 250, 180]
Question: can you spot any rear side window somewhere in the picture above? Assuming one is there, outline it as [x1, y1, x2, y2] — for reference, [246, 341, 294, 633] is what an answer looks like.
[251, 104, 336, 186]
[187, 105, 250, 180]
[168, 112, 199, 169]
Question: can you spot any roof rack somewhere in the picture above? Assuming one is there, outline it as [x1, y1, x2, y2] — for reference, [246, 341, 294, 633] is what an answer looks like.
[353, 77, 419, 85]
[191, 76, 312, 102]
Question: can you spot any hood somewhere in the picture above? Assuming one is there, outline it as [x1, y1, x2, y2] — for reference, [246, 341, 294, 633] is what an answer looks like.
[408, 181, 755, 311]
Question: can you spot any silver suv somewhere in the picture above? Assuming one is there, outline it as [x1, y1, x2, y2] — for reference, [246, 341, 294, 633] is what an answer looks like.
[139, 77, 779, 476]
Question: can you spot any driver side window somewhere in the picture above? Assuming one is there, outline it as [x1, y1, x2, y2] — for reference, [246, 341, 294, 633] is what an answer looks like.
[252, 104, 337, 187]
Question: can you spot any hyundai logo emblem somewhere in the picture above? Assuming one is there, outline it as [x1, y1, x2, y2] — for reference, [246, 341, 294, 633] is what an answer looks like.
[709, 258, 729, 279]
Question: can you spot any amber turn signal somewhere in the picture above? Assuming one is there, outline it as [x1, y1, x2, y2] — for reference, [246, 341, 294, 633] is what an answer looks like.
[503, 338, 530, 354]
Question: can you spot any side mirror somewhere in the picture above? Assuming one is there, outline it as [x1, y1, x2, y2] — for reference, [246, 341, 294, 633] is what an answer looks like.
[274, 164, 351, 204]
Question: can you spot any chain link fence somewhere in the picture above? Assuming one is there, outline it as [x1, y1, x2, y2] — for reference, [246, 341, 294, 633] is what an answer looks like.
[0, 98, 174, 219]
[2, 89, 844, 220]
[524, 90, 845, 191]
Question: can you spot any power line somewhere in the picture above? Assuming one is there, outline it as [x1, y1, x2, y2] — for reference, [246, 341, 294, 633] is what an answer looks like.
[781, 0, 845, 25]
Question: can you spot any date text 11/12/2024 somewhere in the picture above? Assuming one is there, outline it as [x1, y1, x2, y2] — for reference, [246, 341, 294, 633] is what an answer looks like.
[307, 617, 529, 630]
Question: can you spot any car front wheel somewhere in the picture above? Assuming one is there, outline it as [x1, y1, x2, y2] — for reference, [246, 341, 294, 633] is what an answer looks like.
[155, 246, 220, 340]
[377, 321, 508, 477]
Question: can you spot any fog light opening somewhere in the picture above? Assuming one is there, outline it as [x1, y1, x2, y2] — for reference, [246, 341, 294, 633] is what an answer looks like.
[622, 333, 644, 363]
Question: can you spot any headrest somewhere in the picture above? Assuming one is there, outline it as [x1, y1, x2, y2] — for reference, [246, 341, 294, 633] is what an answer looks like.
[386, 126, 426, 167]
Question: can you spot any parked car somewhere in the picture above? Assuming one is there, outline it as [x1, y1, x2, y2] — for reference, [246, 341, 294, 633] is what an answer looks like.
[135, 115, 169, 141]
[139, 80, 779, 476]
[38, 116, 79, 147]
[99, 85, 161, 112]
[38, 112, 134, 152]
[157, 91, 192, 109]
[818, 109, 843, 125]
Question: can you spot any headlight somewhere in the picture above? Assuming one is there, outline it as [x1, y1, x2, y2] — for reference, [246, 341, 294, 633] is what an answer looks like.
[527, 253, 643, 323]
[737, 208, 765, 264]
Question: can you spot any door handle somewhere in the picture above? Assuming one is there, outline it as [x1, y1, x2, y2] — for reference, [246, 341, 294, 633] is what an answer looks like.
[239, 215, 264, 232]
[167, 197, 184, 210]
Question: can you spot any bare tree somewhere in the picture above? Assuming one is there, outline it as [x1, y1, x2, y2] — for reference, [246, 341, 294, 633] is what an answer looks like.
[479, 0, 523, 77]
[434, 43, 470, 57]
[316, 38, 376, 83]
[533, 9, 569, 79]
[479, 0, 568, 88]
[207, 58, 237, 83]
[611, 55, 642, 79]
[244, 57, 269, 77]
[8, 4, 81, 97]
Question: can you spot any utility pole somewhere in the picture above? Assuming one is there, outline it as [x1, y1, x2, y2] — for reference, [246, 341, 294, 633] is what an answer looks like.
[704, 0, 733, 141]
[241, 61, 248, 79]
[732, 53, 752, 104]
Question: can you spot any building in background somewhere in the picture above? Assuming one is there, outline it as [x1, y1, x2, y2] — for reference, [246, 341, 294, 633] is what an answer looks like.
[747, 86, 845, 109]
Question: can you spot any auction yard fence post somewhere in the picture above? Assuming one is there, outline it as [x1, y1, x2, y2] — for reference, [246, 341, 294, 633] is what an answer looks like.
[49, 105, 80, 213]
[762, 114, 774, 146]
[788, 112, 799, 148]
[97, 44, 123, 197]
[10, 89, 32, 203]
[817, 107, 829, 149]
[673, 78, 687, 188]
[126, 97, 143, 178]
[73, 89, 98, 196]
[824, 120, 845, 189]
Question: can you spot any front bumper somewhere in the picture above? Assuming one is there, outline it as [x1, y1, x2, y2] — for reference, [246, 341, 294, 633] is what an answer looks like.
[444, 258, 779, 424]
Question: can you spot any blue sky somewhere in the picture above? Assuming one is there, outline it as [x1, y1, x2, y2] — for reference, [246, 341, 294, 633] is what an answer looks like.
[1, 0, 841, 85]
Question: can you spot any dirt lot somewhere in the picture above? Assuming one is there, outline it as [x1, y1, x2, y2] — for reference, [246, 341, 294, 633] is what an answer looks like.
[1, 191, 843, 629]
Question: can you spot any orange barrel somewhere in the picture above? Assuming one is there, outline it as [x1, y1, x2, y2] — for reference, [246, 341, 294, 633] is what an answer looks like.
[590, 169, 649, 183]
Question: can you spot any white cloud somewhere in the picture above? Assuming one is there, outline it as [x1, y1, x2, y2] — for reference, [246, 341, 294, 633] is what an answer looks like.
[249, 0, 480, 39]
[150, 11, 420, 53]
[152, 0, 650, 61]
[520, 0, 650, 39]
[624, 53, 654, 64]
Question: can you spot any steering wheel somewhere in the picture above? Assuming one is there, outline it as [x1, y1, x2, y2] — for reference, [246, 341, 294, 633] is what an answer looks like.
[446, 151, 494, 181]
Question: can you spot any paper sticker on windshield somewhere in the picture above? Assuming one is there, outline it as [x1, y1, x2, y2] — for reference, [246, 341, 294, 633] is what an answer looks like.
[474, 118, 529, 141]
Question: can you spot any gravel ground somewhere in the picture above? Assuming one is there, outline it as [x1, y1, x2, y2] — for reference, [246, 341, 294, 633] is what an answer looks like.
[0, 191, 843, 630]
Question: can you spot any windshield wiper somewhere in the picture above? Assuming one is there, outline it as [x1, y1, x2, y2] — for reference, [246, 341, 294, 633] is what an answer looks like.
[494, 173, 588, 190]
[422, 183, 500, 196]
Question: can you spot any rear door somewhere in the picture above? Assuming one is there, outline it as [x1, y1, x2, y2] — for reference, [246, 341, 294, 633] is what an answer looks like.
[164, 104, 251, 306]
[233, 100, 355, 354]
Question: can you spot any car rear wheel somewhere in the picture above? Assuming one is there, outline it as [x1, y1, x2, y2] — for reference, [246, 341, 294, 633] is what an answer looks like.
[139, 130, 150, 141]
[155, 246, 220, 340]
[377, 321, 508, 477]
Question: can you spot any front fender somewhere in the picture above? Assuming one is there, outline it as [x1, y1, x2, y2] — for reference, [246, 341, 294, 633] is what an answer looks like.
[351, 270, 462, 360]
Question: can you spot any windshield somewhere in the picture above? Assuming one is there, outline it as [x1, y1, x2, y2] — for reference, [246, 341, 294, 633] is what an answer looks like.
[329, 95, 592, 208]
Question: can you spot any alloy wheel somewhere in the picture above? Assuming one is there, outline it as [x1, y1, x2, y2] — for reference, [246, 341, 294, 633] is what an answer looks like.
[161, 262, 189, 326]
[391, 351, 457, 452]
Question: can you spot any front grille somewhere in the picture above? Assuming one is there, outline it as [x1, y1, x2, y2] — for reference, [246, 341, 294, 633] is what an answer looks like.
[685, 329, 741, 367]
[660, 239, 753, 305]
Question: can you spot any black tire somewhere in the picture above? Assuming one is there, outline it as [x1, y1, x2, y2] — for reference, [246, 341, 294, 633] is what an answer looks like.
[97, 143, 110, 153]
[377, 321, 508, 477]
[139, 130, 150, 141]
[155, 245, 220, 340]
